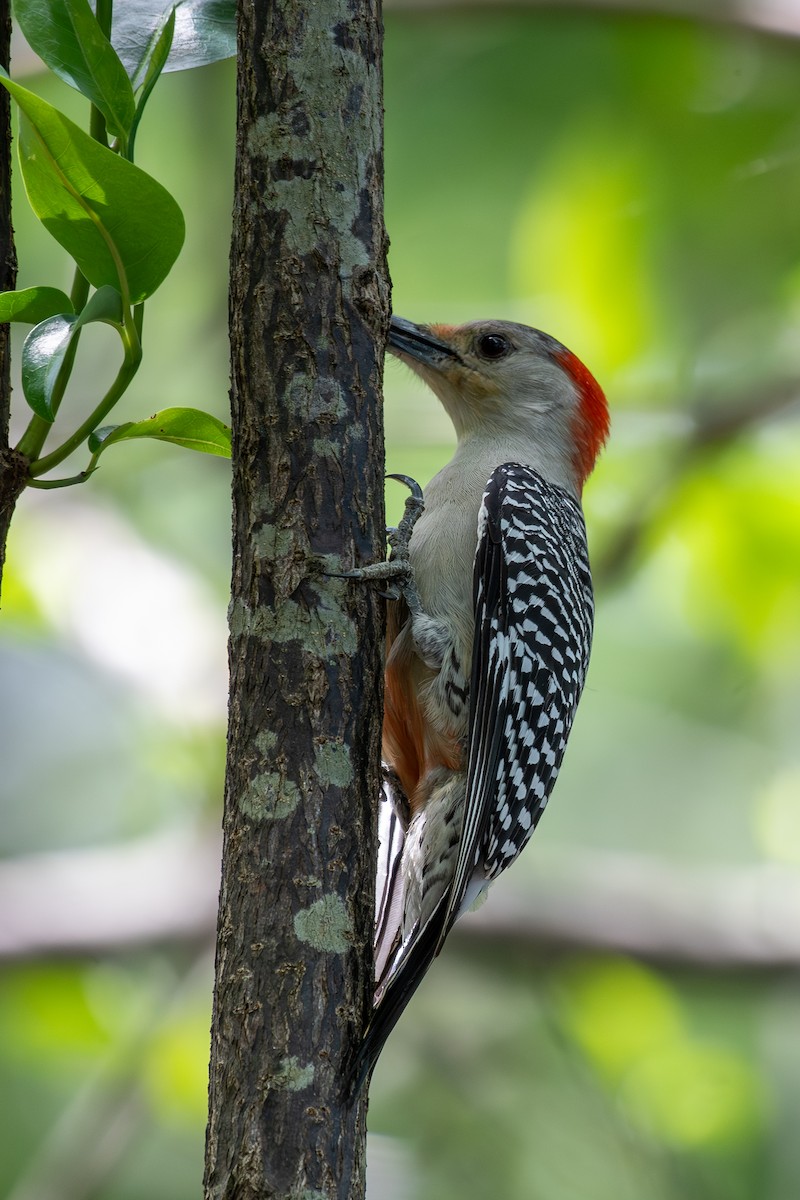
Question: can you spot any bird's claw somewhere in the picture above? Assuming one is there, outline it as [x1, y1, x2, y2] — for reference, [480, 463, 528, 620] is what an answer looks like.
[386, 474, 424, 564]
[325, 475, 425, 613]
[327, 559, 411, 585]
[386, 473, 423, 502]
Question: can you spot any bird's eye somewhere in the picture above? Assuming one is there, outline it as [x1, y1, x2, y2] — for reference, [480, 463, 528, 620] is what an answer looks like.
[476, 333, 511, 360]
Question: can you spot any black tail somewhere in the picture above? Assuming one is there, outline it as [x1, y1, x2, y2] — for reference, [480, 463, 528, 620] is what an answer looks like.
[345, 893, 449, 1100]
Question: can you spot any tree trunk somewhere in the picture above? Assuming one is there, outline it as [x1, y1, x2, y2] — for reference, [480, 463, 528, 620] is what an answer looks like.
[0, 0, 25, 603]
[203, 0, 389, 1197]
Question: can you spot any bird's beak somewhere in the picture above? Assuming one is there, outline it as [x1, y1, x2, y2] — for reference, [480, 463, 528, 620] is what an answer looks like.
[387, 316, 461, 366]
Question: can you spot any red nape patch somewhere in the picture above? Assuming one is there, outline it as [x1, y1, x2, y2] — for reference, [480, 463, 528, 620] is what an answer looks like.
[556, 349, 609, 488]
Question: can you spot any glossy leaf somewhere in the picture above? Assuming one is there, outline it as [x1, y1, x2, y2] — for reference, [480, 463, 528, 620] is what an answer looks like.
[88, 408, 231, 458]
[112, 0, 234, 77]
[13, 0, 136, 142]
[0, 286, 74, 324]
[0, 74, 185, 304]
[16, 288, 125, 425]
[21, 314, 78, 421]
[128, 7, 176, 160]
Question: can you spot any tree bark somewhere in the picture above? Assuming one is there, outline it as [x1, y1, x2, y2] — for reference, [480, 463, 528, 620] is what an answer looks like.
[0, 0, 25, 603]
[204, 1, 389, 1198]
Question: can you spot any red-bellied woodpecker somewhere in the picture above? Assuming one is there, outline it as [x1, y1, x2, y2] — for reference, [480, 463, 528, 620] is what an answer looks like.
[351, 316, 609, 1088]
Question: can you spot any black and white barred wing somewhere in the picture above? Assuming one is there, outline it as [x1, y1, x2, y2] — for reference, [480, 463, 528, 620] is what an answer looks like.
[443, 462, 595, 938]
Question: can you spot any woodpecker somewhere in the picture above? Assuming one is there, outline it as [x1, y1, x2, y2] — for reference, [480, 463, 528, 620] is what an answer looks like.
[353, 316, 608, 1088]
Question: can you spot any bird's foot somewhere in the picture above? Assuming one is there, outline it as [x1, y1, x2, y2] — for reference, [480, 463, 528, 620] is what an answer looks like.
[385, 474, 424, 565]
[328, 475, 425, 611]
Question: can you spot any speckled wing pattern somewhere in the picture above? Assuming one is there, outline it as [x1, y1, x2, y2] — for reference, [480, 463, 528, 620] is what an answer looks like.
[442, 462, 595, 937]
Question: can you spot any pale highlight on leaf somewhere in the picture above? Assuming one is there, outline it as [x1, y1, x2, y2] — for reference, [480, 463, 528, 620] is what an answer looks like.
[89, 407, 231, 459]
[0, 74, 184, 303]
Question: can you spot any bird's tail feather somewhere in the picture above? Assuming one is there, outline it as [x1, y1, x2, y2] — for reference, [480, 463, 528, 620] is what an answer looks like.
[374, 770, 409, 989]
[348, 891, 448, 1097]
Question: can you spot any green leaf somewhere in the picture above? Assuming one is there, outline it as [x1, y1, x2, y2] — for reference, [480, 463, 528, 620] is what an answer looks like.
[89, 407, 231, 458]
[76, 285, 124, 329]
[112, 0, 235, 77]
[0, 74, 185, 304]
[21, 314, 78, 421]
[128, 7, 176, 160]
[13, 0, 136, 142]
[0, 286, 74, 324]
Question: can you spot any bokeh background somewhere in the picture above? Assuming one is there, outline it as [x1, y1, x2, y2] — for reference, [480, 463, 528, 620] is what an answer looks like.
[2, 3, 800, 1198]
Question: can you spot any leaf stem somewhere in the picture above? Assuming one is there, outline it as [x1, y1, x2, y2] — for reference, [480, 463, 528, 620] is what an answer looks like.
[15, 417, 51, 462]
[91, 2, 120, 152]
[70, 270, 90, 313]
[95, 0, 114, 38]
[14, 21, 139, 474]
[29, 341, 142, 478]
[89, 102, 108, 149]
[28, 470, 94, 490]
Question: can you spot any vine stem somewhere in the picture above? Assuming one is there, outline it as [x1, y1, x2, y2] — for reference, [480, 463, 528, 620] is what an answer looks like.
[29, 338, 141, 478]
[14, 270, 91, 462]
[14, 0, 137, 474]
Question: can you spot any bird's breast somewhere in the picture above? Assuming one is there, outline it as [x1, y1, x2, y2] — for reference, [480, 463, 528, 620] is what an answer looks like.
[408, 470, 484, 645]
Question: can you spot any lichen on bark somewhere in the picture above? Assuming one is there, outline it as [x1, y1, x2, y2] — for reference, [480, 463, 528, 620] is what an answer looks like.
[204, 1, 389, 1198]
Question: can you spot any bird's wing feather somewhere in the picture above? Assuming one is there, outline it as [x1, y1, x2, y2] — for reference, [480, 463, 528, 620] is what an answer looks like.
[440, 462, 595, 942]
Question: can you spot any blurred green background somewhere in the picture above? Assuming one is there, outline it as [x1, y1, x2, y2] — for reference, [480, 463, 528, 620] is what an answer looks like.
[2, 4, 800, 1199]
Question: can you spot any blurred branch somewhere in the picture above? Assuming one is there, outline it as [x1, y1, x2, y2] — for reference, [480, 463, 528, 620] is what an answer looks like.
[3, 829, 800, 969]
[688, 383, 800, 448]
[0, 829, 220, 959]
[463, 849, 800, 967]
[385, 0, 800, 41]
[594, 381, 800, 587]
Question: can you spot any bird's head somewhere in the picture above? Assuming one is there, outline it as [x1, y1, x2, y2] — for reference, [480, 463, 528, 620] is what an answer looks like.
[387, 316, 609, 493]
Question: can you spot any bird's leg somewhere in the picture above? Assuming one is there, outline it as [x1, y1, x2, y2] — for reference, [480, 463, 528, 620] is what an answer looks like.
[329, 475, 426, 611]
[331, 475, 454, 674]
[384, 473, 424, 570]
[383, 480, 456, 674]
